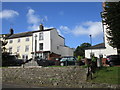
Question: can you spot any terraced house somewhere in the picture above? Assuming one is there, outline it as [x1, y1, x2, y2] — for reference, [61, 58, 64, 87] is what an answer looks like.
[5, 24, 74, 60]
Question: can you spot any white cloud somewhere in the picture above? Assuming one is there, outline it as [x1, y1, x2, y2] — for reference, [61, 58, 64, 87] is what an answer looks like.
[60, 26, 70, 34]
[28, 24, 39, 30]
[27, 8, 40, 25]
[57, 29, 64, 37]
[0, 9, 19, 19]
[27, 8, 48, 30]
[59, 21, 103, 38]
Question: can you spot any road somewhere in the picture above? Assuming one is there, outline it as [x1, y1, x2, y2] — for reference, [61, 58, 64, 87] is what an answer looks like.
[2, 83, 44, 88]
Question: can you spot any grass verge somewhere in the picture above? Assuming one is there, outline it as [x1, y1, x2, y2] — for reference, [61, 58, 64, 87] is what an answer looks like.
[90, 66, 120, 84]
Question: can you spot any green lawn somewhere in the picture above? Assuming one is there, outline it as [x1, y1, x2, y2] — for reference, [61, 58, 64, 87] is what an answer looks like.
[91, 66, 120, 84]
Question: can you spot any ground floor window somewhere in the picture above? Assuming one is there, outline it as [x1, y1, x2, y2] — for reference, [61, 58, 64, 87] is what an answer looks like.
[9, 47, 12, 53]
[22, 55, 28, 60]
[35, 52, 49, 60]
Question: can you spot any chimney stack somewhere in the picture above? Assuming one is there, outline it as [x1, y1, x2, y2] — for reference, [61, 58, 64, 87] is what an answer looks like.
[10, 28, 14, 35]
[39, 24, 44, 31]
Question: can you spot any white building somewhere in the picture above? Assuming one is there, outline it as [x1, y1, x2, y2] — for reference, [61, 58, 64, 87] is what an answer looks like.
[32, 24, 74, 60]
[5, 24, 74, 60]
[5, 29, 33, 60]
[85, 19, 117, 59]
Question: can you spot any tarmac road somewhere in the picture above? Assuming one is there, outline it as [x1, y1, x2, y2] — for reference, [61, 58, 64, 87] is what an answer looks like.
[2, 83, 44, 88]
[2, 84, 66, 90]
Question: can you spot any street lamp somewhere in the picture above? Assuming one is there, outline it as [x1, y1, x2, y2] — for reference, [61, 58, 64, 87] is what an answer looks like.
[89, 34, 92, 58]
[34, 34, 37, 60]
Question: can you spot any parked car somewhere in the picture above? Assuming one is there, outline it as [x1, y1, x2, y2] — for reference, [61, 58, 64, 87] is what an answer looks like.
[106, 55, 120, 66]
[2, 54, 24, 66]
[35, 57, 55, 67]
[60, 56, 77, 66]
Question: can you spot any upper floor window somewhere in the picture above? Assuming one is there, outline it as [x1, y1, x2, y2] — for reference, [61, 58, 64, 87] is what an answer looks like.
[17, 46, 20, 52]
[25, 45, 29, 52]
[26, 38, 29, 41]
[9, 40, 13, 44]
[39, 43, 43, 50]
[39, 33, 43, 40]
[18, 39, 20, 43]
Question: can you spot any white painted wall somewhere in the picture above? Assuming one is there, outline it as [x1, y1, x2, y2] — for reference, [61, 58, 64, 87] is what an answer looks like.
[33, 29, 73, 57]
[85, 49, 106, 58]
[33, 31, 51, 52]
[50, 29, 64, 55]
[85, 24, 117, 59]
[59, 45, 74, 56]
[6, 36, 33, 59]
[104, 25, 117, 56]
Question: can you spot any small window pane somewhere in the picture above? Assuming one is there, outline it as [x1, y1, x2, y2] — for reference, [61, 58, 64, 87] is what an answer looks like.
[39, 43, 43, 50]
[17, 46, 20, 52]
[9, 40, 13, 43]
[18, 39, 20, 42]
[26, 38, 29, 41]
[9, 47, 12, 53]
[39, 33, 43, 40]
[25, 45, 29, 52]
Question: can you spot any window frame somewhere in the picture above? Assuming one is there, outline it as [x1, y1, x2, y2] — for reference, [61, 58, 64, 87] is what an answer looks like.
[9, 47, 12, 53]
[25, 45, 29, 52]
[17, 46, 20, 52]
[26, 38, 29, 41]
[18, 39, 20, 43]
[39, 32, 43, 40]
[39, 43, 43, 50]
[9, 40, 13, 44]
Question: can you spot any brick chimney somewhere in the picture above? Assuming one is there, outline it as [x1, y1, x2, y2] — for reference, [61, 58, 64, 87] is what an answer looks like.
[10, 28, 14, 35]
[39, 24, 44, 31]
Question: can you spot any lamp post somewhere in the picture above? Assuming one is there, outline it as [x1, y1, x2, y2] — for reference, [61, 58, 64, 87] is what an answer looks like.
[86, 34, 93, 80]
[34, 34, 37, 61]
[89, 34, 92, 58]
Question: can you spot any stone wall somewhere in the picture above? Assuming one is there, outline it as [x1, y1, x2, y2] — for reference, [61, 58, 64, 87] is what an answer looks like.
[2, 66, 119, 88]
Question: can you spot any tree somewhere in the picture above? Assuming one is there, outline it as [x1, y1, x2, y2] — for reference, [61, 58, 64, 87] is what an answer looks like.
[101, 2, 120, 54]
[74, 43, 91, 58]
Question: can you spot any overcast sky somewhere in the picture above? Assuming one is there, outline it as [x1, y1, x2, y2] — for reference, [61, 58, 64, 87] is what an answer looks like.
[1, 2, 103, 48]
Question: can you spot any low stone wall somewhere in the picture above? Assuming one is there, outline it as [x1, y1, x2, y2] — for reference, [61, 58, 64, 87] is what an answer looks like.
[2, 66, 119, 88]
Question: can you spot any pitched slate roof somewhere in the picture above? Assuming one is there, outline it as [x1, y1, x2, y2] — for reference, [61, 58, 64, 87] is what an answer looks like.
[7, 28, 55, 39]
[85, 43, 106, 50]
[0, 34, 11, 39]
